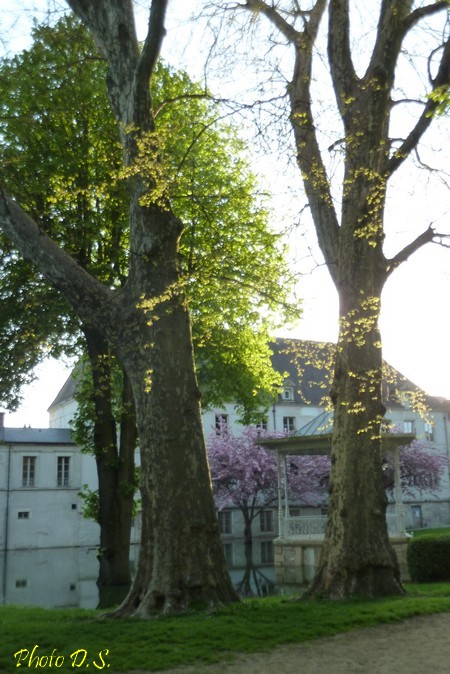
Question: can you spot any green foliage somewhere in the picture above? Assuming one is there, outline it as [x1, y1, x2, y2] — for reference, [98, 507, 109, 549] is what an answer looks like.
[428, 85, 450, 117]
[407, 537, 450, 583]
[78, 484, 100, 522]
[79, 478, 140, 523]
[69, 355, 124, 456]
[0, 16, 298, 420]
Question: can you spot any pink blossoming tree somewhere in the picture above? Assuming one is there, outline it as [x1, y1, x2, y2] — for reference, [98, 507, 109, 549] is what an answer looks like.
[207, 427, 330, 544]
[208, 428, 447, 545]
[384, 440, 448, 498]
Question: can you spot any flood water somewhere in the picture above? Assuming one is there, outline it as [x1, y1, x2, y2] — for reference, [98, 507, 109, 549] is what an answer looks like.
[1, 539, 282, 609]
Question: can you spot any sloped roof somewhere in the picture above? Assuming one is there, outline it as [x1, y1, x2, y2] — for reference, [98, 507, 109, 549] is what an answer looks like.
[46, 338, 450, 414]
[271, 338, 450, 413]
[270, 338, 333, 406]
[47, 373, 77, 411]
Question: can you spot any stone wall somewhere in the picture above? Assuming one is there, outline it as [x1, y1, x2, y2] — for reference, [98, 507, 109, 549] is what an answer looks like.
[274, 536, 411, 587]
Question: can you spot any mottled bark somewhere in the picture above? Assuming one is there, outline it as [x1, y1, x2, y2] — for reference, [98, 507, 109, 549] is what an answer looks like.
[305, 261, 403, 598]
[113, 295, 236, 616]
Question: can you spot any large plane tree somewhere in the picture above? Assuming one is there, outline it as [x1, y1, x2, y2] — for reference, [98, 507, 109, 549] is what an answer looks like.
[224, 0, 450, 598]
[0, 0, 239, 616]
[0, 15, 292, 590]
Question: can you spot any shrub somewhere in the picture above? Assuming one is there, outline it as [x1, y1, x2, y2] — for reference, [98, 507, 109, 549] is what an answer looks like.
[407, 536, 450, 582]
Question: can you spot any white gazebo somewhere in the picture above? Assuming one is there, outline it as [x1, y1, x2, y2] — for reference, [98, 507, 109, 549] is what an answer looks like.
[258, 411, 415, 585]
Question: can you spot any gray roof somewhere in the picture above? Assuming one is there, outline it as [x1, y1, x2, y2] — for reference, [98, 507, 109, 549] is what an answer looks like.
[0, 427, 74, 445]
[46, 338, 450, 414]
[271, 338, 450, 412]
[47, 373, 77, 411]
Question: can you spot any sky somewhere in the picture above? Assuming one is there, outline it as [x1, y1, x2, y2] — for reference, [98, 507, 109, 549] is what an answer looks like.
[2, 1, 450, 428]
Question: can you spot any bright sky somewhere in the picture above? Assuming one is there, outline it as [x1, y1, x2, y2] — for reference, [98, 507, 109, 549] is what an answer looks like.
[2, 1, 450, 428]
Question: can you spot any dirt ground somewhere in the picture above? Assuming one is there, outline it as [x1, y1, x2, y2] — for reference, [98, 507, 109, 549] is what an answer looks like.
[139, 612, 450, 674]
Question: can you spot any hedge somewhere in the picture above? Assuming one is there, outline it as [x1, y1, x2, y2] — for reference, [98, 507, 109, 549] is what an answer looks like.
[407, 536, 450, 582]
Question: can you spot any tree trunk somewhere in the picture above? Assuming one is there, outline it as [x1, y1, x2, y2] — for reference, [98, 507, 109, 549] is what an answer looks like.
[306, 274, 403, 598]
[113, 295, 236, 617]
[84, 328, 136, 588]
[242, 503, 253, 547]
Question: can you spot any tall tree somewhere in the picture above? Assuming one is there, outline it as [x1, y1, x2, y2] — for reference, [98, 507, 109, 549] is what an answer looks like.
[0, 15, 295, 592]
[226, 0, 450, 597]
[0, 0, 240, 616]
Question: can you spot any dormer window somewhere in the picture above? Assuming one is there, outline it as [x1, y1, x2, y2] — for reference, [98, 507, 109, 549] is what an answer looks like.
[282, 386, 294, 402]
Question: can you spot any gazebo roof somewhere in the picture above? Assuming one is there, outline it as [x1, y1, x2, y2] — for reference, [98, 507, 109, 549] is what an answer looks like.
[259, 410, 416, 455]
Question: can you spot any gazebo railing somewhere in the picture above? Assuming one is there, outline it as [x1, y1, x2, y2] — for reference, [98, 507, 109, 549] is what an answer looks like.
[280, 512, 405, 540]
[280, 515, 326, 539]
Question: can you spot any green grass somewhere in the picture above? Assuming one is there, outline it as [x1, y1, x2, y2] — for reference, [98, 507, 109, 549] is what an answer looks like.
[409, 526, 450, 539]
[3, 585, 450, 672]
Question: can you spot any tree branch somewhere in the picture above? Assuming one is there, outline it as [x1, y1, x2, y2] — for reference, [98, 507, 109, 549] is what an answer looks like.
[0, 190, 115, 328]
[66, 0, 140, 125]
[385, 224, 447, 275]
[245, 0, 300, 44]
[385, 35, 450, 176]
[403, 1, 450, 35]
[328, 0, 357, 113]
[366, 0, 412, 87]
[136, 0, 169, 96]
[288, 0, 340, 280]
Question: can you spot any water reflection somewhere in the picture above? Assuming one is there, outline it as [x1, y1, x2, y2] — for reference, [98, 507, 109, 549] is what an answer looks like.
[1, 540, 279, 609]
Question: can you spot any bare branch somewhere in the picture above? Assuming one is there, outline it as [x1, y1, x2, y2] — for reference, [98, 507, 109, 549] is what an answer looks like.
[245, 0, 300, 44]
[385, 35, 450, 176]
[366, 0, 413, 88]
[288, 0, 339, 279]
[136, 0, 169, 91]
[328, 0, 357, 111]
[385, 224, 445, 275]
[403, 1, 450, 35]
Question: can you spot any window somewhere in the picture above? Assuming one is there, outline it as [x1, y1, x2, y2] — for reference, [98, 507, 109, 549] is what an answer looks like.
[255, 419, 268, 431]
[411, 504, 423, 529]
[403, 420, 415, 434]
[57, 456, 70, 487]
[218, 510, 232, 534]
[18, 511, 30, 520]
[260, 510, 273, 533]
[408, 472, 438, 490]
[15, 580, 27, 588]
[222, 543, 233, 566]
[283, 416, 296, 433]
[22, 456, 36, 487]
[282, 387, 294, 401]
[215, 414, 229, 436]
[261, 541, 274, 564]
[424, 422, 434, 442]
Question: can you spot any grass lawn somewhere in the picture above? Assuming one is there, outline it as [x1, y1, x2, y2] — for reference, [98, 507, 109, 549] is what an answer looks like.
[3, 584, 450, 672]
[409, 526, 450, 539]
